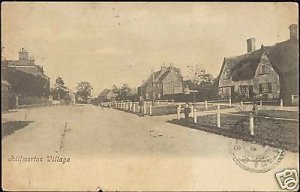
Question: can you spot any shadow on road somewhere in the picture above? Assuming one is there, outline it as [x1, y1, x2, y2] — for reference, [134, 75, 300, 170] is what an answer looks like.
[1, 121, 33, 139]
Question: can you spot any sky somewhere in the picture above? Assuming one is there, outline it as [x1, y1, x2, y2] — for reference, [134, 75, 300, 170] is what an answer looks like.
[1, 2, 298, 97]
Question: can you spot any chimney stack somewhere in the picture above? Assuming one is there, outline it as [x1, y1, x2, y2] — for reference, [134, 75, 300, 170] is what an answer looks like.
[246, 38, 256, 52]
[289, 24, 298, 41]
[19, 47, 29, 60]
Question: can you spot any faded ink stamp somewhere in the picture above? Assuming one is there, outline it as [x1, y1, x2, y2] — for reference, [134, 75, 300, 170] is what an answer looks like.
[230, 139, 285, 173]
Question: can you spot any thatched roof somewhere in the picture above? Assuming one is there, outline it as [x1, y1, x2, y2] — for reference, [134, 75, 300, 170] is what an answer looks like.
[98, 88, 111, 97]
[217, 39, 298, 82]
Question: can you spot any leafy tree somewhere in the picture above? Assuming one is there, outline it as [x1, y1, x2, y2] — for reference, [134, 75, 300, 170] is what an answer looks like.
[185, 65, 217, 101]
[75, 81, 93, 103]
[119, 84, 131, 100]
[5, 68, 50, 98]
[52, 76, 67, 100]
[111, 84, 119, 99]
[187, 64, 214, 86]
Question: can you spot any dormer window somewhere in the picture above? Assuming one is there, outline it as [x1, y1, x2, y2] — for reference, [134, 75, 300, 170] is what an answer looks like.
[258, 64, 270, 75]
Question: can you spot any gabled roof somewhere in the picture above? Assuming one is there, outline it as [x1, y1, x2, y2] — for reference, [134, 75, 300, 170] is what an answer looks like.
[230, 48, 264, 81]
[217, 39, 298, 82]
[140, 66, 182, 87]
[264, 40, 299, 74]
[98, 88, 111, 97]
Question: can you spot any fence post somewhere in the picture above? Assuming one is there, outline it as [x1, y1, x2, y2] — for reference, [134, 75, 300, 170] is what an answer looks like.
[190, 105, 194, 117]
[280, 99, 283, 109]
[193, 109, 197, 124]
[172, 99, 174, 103]
[157, 100, 160, 105]
[291, 95, 294, 104]
[143, 104, 146, 115]
[149, 104, 152, 116]
[133, 103, 136, 112]
[205, 100, 208, 110]
[260, 100, 262, 108]
[177, 104, 181, 120]
[217, 104, 221, 128]
[229, 98, 232, 108]
[249, 112, 254, 136]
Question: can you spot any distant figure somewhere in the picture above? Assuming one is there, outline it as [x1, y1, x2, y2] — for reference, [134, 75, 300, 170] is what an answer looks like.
[138, 97, 144, 116]
[252, 102, 258, 116]
[183, 102, 191, 119]
[252, 102, 259, 125]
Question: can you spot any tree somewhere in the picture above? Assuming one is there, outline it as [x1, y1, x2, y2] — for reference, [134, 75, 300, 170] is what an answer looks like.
[187, 64, 214, 86]
[5, 68, 50, 98]
[76, 81, 93, 103]
[119, 84, 131, 100]
[111, 84, 119, 99]
[52, 76, 67, 100]
[186, 65, 217, 101]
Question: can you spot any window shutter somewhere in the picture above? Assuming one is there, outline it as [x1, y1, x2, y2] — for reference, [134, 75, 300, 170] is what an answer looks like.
[259, 84, 262, 94]
[268, 83, 272, 93]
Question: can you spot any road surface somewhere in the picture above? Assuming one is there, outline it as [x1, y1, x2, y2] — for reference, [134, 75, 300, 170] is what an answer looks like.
[2, 105, 298, 191]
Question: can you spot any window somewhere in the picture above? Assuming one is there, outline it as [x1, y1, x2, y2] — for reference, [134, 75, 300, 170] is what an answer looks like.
[223, 68, 230, 80]
[259, 65, 271, 75]
[259, 84, 263, 94]
[219, 87, 231, 98]
[267, 83, 272, 93]
[259, 83, 272, 94]
[239, 86, 248, 95]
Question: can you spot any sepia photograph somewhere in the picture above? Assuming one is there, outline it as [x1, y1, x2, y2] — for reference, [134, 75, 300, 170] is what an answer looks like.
[1, 2, 299, 191]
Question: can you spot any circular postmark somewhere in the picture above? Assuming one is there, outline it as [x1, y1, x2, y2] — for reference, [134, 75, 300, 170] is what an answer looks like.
[229, 139, 285, 173]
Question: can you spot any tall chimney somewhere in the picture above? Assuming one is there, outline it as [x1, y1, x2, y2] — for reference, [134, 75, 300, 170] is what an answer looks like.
[289, 24, 298, 41]
[246, 38, 256, 52]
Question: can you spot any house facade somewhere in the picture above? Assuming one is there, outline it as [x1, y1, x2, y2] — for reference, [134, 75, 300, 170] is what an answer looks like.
[218, 24, 298, 105]
[138, 65, 184, 100]
[98, 89, 116, 102]
[2, 48, 48, 78]
[1, 80, 10, 111]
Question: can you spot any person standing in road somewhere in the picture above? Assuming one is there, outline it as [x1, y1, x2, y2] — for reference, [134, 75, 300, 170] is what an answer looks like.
[183, 102, 191, 120]
[138, 96, 144, 117]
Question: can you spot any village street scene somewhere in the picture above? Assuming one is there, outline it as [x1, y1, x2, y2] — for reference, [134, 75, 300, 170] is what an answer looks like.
[1, 3, 299, 191]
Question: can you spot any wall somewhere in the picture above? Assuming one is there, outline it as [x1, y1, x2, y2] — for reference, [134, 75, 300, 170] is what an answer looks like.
[162, 70, 183, 95]
[1, 83, 9, 111]
[252, 52, 280, 99]
[218, 52, 280, 100]
[219, 64, 233, 88]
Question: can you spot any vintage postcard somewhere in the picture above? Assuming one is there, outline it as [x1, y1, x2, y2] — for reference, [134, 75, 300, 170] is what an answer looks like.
[1, 2, 299, 191]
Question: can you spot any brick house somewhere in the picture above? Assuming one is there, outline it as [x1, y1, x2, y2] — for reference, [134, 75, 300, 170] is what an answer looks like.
[217, 24, 299, 105]
[2, 48, 48, 78]
[138, 65, 184, 100]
